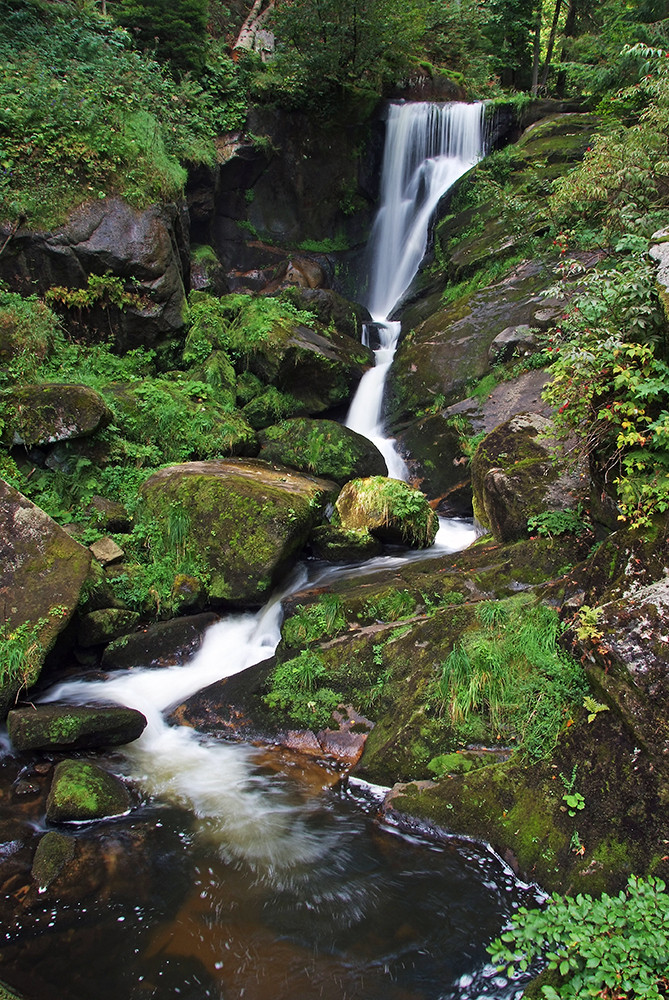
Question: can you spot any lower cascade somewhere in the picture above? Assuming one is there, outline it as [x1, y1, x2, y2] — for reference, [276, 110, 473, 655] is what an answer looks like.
[2, 101, 540, 1000]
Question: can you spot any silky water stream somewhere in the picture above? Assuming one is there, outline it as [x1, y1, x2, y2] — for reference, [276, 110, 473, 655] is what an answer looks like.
[0, 103, 541, 1000]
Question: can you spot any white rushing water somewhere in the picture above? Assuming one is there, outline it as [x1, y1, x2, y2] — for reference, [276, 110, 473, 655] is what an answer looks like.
[46, 101, 485, 869]
[347, 100, 485, 534]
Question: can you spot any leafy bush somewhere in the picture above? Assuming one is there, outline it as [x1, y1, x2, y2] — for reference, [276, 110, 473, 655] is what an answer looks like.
[488, 875, 669, 1000]
[542, 250, 669, 527]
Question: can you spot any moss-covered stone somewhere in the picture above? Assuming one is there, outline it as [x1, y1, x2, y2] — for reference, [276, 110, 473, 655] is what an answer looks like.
[46, 759, 132, 823]
[0, 479, 91, 716]
[8, 704, 147, 752]
[335, 476, 438, 548]
[0, 383, 112, 448]
[31, 830, 76, 890]
[258, 418, 387, 484]
[385, 705, 669, 895]
[140, 458, 337, 604]
[77, 607, 140, 646]
[308, 524, 383, 562]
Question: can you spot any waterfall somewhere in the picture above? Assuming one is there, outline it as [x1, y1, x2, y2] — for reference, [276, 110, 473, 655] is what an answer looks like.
[346, 101, 485, 484]
[44, 103, 487, 867]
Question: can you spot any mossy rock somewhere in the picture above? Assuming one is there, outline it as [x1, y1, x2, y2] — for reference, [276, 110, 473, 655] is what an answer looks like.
[8, 704, 147, 752]
[308, 525, 383, 562]
[385, 705, 669, 895]
[471, 412, 585, 542]
[258, 418, 387, 485]
[335, 476, 437, 548]
[187, 291, 372, 417]
[45, 759, 131, 823]
[0, 479, 91, 717]
[0, 383, 112, 448]
[77, 607, 141, 647]
[278, 286, 367, 342]
[31, 830, 76, 891]
[0, 293, 58, 368]
[139, 458, 337, 604]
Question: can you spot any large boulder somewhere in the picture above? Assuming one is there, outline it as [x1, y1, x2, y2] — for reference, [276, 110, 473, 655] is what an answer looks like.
[335, 476, 438, 548]
[0, 480, 91, 716]
[471, 413, 585, 542]
[258, 418, 386, 484]
[0, 197, 189, 350]
[394, 370, 553, 514]
[7, 704, 147, 752]
[0, 383, 112, 448]
[139, 459, 337, 604]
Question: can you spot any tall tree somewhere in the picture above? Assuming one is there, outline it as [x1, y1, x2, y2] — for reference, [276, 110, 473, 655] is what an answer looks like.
[115, 0, 209, 76]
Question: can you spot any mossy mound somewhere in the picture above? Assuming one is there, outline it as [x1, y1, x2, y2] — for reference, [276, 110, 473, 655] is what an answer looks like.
[103, 379, 256, 462]
[0, 480, 91, 717]
[187, 292, 372, 420]
[0, 383, 112, 448]
[258, 418, 386, 484]
[386, 704, 669, 896]
[77, 607, 141, 646]
[45, 759, 131, 823]
[0, 291, 58, 367]
[7, 704, 146, 752]
[139, 459, 337, 604]
[471, 412, 586, 541]
[335, 476, 437, 548]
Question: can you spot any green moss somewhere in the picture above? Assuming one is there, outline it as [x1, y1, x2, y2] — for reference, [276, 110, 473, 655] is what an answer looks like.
[46, 759, 131, 822]
[31, 830, 75, 891]
[335, 476, 438, 548]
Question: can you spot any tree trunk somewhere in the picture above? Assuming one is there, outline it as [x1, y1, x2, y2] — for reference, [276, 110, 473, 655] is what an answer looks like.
[539, 0, 563, 91]
[530, 7, 541, 96]
[234, 0, 274, 53]
[555, 0, 578, 97]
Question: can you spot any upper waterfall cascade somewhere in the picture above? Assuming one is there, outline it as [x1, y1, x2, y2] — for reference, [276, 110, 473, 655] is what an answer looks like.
[346, 100, 485, 483]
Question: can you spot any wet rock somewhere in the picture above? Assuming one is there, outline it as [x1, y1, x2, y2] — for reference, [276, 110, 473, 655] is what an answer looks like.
[0, 383, 111, 448]
[77, 608, 140, 646]
[0, 480, 91, 716]
[335, 476, 438, 548]
[171, 657, 277, 737]
[140, 459, 337, 604]
[31, 831, 76, 891]
[8, 704, 147, 752]
[45, 759, 131, 823]
[89, 536, 124, 566]
[309, 525, 383, 562]
[471, 412, 586, 542]
[258, 418, 387, 485]
[101, 613, 219, 670]
[650, 226, 669, 324]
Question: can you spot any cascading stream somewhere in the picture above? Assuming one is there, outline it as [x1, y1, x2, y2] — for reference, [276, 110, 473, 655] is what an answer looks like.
[46, 102, 488, 866]
[4, 100, 542, 1000]
[346, 100, 485, 504]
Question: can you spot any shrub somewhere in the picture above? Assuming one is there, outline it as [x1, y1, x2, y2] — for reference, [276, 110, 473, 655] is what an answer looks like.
[488, 875, 669, 1000]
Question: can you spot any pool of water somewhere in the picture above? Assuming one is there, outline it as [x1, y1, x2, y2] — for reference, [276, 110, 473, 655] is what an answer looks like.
[0, 744, 538, 1000]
